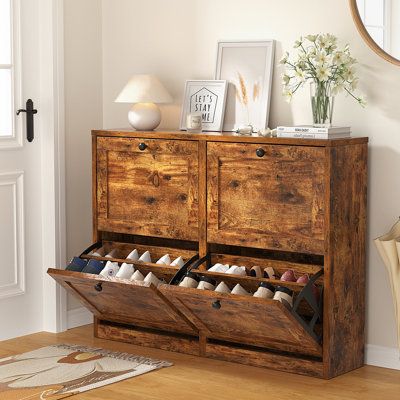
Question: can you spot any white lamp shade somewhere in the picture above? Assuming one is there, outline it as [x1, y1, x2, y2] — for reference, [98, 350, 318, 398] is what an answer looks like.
[115, 74, 172, 104]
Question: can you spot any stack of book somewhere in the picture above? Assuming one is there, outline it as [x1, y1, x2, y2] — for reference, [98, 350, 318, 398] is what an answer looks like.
[276, 125, 351, 139]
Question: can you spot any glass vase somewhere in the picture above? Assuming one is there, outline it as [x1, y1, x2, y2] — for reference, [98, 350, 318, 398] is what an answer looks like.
[310, 81, 334, 126]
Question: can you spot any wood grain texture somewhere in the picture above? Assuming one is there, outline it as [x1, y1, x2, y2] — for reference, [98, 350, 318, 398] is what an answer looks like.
[160, 285, 322, 357]
[198, 140, 208, 259]
[92, 135, 99, 242]
[206, 341, 323, 378]
[207, 142, 326, 254]
[323, 143, 368, 378]
[48, 268, 197, 335]
[92, 129, 369, 147]
[96, 321, 200, 356]
[96, 137, 199, 241]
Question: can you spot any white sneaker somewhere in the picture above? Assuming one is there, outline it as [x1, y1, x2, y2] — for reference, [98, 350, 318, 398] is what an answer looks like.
[253, 282, 275, 299]
[130, 270, 144, 281]
[231, 284, 250, 296]
[126, 249, 139, 261]
[225, 265, 247, 276]
[105, 248, 119, 258]
[91, 246, 106, 257]
[100, 261, 119, 278]
[156, 254, 171, 265]
[214, 281, 231, 294]
[264, 267, 276, 279]
[116, 263, 135, 279]
[138, 251, 151, 263]
[250, 266, 262, 278]
[170, 256, 184, 268]
[179, 272, 199, 288]
[208, 263, 229, 273]
[144, 272, 162, 287]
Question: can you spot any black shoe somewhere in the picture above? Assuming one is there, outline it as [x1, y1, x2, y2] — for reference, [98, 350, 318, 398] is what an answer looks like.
[81, 259, 106, 274]
[66, 257, 88, 272]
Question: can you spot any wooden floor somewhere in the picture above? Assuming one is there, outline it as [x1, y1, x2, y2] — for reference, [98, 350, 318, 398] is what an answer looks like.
[1, 325, 399, 400]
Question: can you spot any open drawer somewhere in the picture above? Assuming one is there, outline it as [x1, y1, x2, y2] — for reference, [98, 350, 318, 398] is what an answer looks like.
[48, 270, 197, 335]
[160, 285, 322, 357]
[48, 239, 199, 335]
[161, 252, 324, 358]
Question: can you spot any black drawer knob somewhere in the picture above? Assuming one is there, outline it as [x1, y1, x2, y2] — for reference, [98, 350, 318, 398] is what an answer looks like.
[212, 300, 221, 309]
[256, 148, 265, 157]
[94, 282, 103, 292]
[138, 142, 147, 151]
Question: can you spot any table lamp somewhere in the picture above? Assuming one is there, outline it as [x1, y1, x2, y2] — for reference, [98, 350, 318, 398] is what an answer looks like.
[115, 74, 172, 130]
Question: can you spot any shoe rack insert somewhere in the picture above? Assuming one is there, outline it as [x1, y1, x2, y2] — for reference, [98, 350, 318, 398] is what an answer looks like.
[48, 130, 368, 379]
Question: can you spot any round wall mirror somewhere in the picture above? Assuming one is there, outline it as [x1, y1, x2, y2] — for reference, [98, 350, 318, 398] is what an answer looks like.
[349, 0, 400, 65]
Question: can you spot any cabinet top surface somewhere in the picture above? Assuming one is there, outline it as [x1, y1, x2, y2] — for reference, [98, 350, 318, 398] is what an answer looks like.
[93, 129, 368, 147]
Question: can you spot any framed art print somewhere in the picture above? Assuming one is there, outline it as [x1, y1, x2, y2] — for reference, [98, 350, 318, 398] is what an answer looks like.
[180, 80, 228, 131]
[215, 40, 275, 132]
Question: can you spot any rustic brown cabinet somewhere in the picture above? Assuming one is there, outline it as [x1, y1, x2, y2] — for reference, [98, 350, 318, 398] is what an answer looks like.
[48, 130, 368, 379]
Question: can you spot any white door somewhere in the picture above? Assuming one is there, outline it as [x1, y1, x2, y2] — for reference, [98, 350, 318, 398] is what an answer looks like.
[0, 0, 65, 340]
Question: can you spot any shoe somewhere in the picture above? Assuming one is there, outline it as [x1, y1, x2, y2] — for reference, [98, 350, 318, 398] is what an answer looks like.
[280, 269, 296, 282]
[197, 276, 216, 290]
[126, 249, 139, 261]
[156, 254, 171, 265]
[250, 266, 262, 278]
[144, 272, 162, 287]
[214, 281, 231, 294]
[179, 272, 199, 288]
[99, 261, 120, 278]
[81, 259, 106, 274]
[263, 267, 276, 279]
[296, 274, 309, 284]
[231, 284, 250, 296]
[170, 256, 184, 268]
[130, 270, 144, 282]
[253, 282, 275, 299]
[138, 251, 151, 263]
[225, 265, 247, 276]
[90, 247, 106, 257]
[273, 286, 294, 307]
[105, 248, 119, 259]
[116, 263, 135, 279]
[66, 257, 88, 272]
[208, 263, 229, 273]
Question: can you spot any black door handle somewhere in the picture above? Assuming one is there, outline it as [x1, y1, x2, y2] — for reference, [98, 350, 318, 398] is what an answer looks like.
[256, 148, 265, 157]
[16, 99, 37, 142]
[138, 142, 147, 151]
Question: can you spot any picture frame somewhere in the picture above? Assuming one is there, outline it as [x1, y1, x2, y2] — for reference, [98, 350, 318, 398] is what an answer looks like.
[180, 80, 228, 132]
[215, 40, 275, 132]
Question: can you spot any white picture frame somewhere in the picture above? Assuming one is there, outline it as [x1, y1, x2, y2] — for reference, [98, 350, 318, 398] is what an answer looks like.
[180, 80, 228, 131]
[215, 40, 275, 132]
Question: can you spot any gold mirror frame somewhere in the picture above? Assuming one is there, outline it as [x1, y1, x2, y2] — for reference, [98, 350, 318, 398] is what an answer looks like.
[349, 0, 400, 66]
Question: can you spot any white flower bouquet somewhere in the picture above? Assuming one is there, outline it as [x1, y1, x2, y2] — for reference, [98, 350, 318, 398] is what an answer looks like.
[280, 33, 365, 125]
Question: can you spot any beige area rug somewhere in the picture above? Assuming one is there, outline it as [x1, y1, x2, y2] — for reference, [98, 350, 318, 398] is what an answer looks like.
[0, 344, 172, 399]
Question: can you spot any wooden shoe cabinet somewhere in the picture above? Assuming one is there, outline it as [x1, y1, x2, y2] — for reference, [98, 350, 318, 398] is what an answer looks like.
[48, 130, 368, 379]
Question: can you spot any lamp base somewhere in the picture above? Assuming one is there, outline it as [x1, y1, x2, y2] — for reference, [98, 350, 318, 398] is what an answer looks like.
[128, 103, 161, 131]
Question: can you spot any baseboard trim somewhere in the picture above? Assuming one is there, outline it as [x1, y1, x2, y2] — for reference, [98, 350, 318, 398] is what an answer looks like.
[67, 307, 93, 329]
[365, 344, 400, 370]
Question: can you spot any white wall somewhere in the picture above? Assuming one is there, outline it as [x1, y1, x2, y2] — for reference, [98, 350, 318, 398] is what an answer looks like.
[64, 0, 103, 311]
[64, 0, 400, 364]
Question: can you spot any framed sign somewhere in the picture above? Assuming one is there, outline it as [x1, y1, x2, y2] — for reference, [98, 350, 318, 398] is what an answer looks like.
[180, 80, 228, 131]
[215, 40, 275, 132]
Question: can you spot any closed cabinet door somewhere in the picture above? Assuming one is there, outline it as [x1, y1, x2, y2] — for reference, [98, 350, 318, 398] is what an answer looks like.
[207, 143, 326, 254]
[96, 137, 199, 241]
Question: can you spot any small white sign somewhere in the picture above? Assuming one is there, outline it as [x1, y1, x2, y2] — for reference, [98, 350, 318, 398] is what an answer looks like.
[180, 80, 228, 132]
